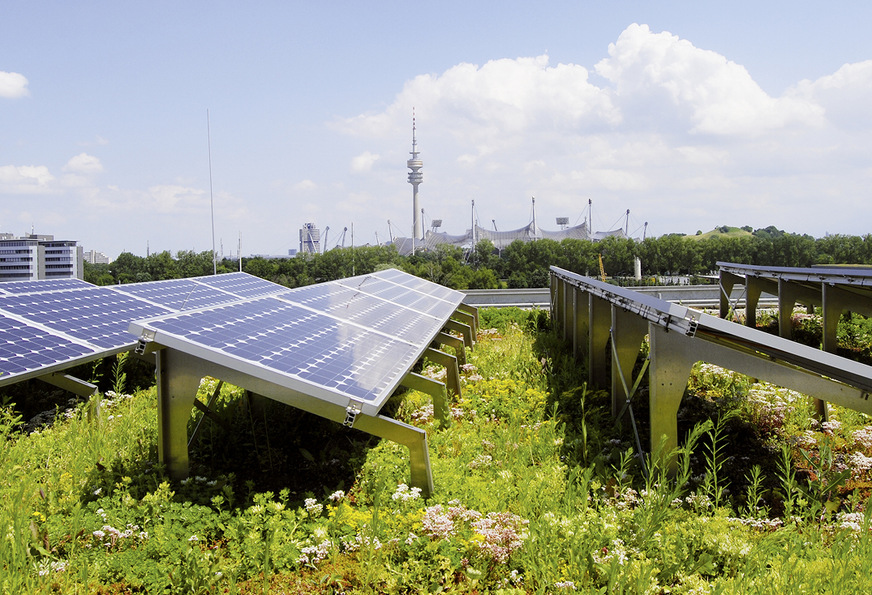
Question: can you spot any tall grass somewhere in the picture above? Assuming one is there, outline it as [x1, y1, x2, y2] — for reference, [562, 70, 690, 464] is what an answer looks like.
[2, 310, 872, 592]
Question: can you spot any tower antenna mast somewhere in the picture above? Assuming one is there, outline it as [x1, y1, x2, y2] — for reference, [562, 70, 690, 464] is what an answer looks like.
[407, 109, 424, 251]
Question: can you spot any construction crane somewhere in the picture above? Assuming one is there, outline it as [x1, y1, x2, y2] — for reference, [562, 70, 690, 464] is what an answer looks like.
[598, 254, 607, 282]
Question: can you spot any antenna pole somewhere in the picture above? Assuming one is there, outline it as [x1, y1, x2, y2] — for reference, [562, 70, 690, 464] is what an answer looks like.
[207, 109, 217, 275]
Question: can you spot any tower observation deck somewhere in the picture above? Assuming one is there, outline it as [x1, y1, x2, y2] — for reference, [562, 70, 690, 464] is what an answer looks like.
[407, 112, 423, 243]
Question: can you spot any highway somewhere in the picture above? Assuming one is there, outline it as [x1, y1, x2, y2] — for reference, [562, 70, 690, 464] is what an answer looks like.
[461, 284, 778, 309]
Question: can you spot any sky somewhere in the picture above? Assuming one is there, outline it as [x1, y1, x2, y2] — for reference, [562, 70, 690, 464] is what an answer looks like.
[2, 1, 871, 260]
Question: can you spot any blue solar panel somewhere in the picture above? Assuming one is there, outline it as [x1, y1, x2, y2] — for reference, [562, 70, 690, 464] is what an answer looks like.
[139, 297, 423, 404]
[367, 268, 459, 302]
[337, 275, 461, 318]
[0, 316, 96, 375]
[108, 278, 241, 311]
[0, 287, 173, 349]
[193, 272, 287, 298]
[0, 278, 94, 294]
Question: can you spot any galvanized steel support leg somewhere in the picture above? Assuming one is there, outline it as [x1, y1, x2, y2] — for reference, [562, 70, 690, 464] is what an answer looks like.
[352, 414, 435, 497]
[744, 278, 764, 328]
[452, 310, 477, 343]
[433, 331, 466, 367]
[588, 294, 610, 389]
[443, 319, 474, 351]
[156, 349, 208, 479]
[610, 306, 650, 419]
[573, 286, 589, 362]
[647, 326, 697, 472]
[423, 347, 461, 399]
[402, 371, 449, 427]
[457, 303, 479, 336]
[719, 271, 742, 320]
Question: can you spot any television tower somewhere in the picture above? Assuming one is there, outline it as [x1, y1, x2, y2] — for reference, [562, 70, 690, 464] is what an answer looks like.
[407, 110, 424, 244]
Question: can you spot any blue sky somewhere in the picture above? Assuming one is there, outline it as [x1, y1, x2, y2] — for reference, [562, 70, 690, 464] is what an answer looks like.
[2, 1, 871, 259]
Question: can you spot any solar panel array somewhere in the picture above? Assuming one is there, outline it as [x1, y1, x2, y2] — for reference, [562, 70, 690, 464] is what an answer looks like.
[0, 270, 466, 410]
[0, 272, 289, 387]
[129, 270, 466, 415]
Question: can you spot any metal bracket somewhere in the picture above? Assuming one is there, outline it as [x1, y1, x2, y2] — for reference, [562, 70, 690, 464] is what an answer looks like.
[135, 329, 156, 355]
[343, 401, 362, 428]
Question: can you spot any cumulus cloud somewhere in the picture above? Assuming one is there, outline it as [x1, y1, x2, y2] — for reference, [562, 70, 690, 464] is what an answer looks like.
[147, 185, 209, 213]
[293, 179, 317, 191]
[0, 71, 29, 98]
[63, 153, 104, 174]
[351, 151, 380, 173]
[0, 165, 55, 194]
[594, 24, 824, 136]
[331, 23, 872, 239]
[791, 60, 872, 129]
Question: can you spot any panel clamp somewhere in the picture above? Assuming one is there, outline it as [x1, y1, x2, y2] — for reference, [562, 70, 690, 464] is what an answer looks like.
[343, 401, 362, 428]
[135, 330, 156, 355]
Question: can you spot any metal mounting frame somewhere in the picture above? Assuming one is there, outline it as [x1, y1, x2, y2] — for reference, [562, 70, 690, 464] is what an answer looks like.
[551, 266, 872, 471]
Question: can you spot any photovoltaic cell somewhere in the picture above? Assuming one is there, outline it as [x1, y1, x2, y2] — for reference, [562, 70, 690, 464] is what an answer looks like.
[0, 278, 93, 295]
[0, 317, 96, 375]
[139, 297, 423, 404]
[193, 272, 287, 298]
[108, 278, 242, 311]
[336, 275, 461, 319]
[367, 268, 459, 302]
[0, 287, 173, 349]
[276, 282, 446, 343]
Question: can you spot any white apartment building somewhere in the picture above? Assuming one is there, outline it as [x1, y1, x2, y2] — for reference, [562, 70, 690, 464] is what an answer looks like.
[0, 234, 84, 282]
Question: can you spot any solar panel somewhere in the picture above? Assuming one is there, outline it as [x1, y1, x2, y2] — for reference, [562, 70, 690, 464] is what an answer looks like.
[130, 296, 426, 411]
[336, 274, 463, 319]
[129, 268, 469, 415]
[276, 282, 447, 343]
[193, 271, 288, 298]
[0, 287, 173, 349]
[0, 316, 98, 376]
[108, 278, 242, 311]
[0, 278, 93, 295]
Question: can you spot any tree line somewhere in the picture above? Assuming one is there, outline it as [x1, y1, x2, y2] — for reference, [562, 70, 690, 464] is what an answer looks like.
[84, 229, 872, 290]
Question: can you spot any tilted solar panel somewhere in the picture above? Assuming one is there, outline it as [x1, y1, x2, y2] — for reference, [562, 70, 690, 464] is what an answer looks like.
[368, 268, 459, 302]
[108, 278, 242, 311]
[336, 274, 462, 319]
[276, 282, 447, 343]
[0, 278, 94, 295]
[193, 271, 288, 298]
[130, 296, 425, 411]
[0, 316, 98, 376]
[0, 287, 174, 350]
[128, 268, 468, 415]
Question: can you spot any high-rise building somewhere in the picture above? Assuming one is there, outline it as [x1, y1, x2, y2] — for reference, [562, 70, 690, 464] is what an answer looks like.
[0, 234, 84, 282]
[84, 249, 111, 264]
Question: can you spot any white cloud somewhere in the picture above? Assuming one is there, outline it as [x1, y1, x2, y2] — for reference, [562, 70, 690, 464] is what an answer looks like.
[293, 179, 317, 191]
[0, 165, 55, 194]
[791, 60, 872, 129]
[0, 71, 29, 98]
[351, 151, 380, 173]
[594, 24, 824, 136]
[147, 185, 209, 213]
[331, 24, 872, 239]
[63, 153, 104, 174]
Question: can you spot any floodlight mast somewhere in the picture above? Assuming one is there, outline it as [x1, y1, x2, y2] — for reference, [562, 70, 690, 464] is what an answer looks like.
[407, 109, 424, 250]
